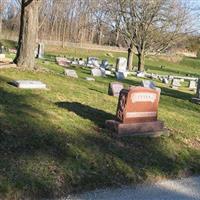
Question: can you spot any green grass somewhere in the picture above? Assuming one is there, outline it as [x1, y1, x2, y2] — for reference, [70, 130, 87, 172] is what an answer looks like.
[46, 45, 200, 77]
[0, 45, 200, 199]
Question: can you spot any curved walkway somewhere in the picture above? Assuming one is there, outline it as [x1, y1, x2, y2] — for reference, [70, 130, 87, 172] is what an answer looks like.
[67, 176, 200, 200]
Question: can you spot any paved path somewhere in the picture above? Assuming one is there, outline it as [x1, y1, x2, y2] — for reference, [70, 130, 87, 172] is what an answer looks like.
[67, 176, 200, 200]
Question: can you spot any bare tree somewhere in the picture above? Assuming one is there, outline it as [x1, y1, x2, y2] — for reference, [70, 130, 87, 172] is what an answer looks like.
[108, 0, 189, 71]
[14, 0, 41, 69]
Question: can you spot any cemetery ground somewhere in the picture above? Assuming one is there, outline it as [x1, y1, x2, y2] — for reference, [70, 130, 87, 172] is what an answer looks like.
[0, 41, 200, 198]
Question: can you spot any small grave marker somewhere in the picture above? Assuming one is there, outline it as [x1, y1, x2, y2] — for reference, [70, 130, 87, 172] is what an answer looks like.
[189, 80, 196, 90]
[64, 69, 78, 78]
[141, 80, 156, 89]
[10, 80, 47, 89]
[171, 79, 181, 89]
[108, 82, 124, 97]
[91, 68, 103, 77]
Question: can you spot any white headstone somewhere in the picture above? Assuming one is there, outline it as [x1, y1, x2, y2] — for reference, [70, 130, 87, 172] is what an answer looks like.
[11, 80, 47, 89]
[64, 69, 78, 78]
[189, 80, 196, 90]
[37, 43, 44, 58]
[172, 79, 181, 89]
[116, 57, 127, 72]
[91, 68, 103, 77]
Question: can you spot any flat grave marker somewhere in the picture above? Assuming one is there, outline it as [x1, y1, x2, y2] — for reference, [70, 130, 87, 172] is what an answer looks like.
[10, 80, 47, 89]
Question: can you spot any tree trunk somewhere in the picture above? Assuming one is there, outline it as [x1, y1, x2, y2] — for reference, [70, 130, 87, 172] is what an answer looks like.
[14, 0, 40, 69]
[127, 46, 133, 71]
[137, 50, 145, 71]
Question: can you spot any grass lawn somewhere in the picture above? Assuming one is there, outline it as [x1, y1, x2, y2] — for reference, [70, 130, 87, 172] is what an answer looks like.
[0, 41, 200, 199]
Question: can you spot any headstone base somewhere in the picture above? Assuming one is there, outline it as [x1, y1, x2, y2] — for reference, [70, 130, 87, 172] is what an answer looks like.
[191, 98, 200, 104]
[105, 120, 166, 137]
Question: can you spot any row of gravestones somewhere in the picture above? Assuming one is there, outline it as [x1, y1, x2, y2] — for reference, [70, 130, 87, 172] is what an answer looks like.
[171, 79, 197, 90]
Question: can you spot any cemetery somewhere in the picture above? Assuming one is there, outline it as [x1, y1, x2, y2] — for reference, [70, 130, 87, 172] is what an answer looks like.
[0, 0, 200, 198]
[0, 39, 200, 198]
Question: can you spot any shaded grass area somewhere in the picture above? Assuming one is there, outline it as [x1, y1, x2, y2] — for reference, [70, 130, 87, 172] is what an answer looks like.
[0, 58, 200, 199]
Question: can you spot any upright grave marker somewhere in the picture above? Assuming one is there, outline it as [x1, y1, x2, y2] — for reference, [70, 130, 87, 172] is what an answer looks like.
[36, 43, 44, 58]
[108, 82, 124, 97]
[192, 79, 200, 104]
[188, 80, 196, 90]
[116, 57, 127, 72]
[171, 79, 181, 89]
[91, 68, 103, 77]
[106, 87, 165, 136]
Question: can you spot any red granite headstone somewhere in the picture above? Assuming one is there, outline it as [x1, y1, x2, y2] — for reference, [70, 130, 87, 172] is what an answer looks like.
[106, 86, 165, 137]
[116, 87, 160, 124]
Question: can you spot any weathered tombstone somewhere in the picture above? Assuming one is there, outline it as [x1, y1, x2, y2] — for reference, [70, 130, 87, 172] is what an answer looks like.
[87, 57, 100, 68]
[192, 79, 200, 104]
[10, 80, 47, 89]
[106, 87, 165, 136]
[188, 80, 196, 90]
[36, 43, 44, 58]
[108, 82, 124, 97]
[171, 79, 181, 89]
[141, 80, 156, 89]
[91, 68, 103, 77]
[116, 57, 127, 72]
[64, 69, 78, 78]
[56, 57, 71, 67]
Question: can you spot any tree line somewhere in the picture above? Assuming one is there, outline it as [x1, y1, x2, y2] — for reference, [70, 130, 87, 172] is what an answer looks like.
[0, 0, 195, 71]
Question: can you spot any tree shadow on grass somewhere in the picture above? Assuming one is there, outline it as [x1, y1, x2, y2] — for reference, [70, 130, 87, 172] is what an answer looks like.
[55, 101, 116, 128]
